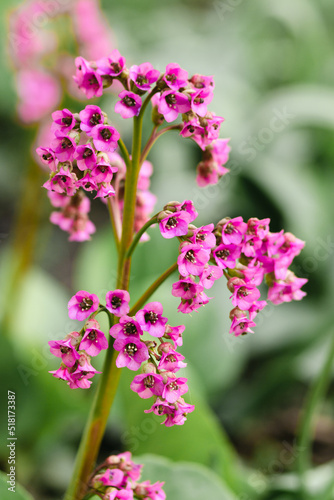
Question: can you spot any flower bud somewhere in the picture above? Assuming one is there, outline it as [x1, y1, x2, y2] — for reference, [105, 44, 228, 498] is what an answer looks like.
[141, 362, 157, 374]
[227, 277, 245, 293]
[157, 342, 174, 354]
[229, 307, 247, 320]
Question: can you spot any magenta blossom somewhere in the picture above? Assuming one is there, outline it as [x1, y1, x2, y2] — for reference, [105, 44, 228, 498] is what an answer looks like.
[48, 337, 80, 367]
[213, 243, 241, 269]
[164, 325, 185, 347]
[115, 91, 142, 119]
[162, 376, 188, 403]
[74, 57, 103, 99]
[92, 158, 117, 183]
[172, 278, 203, 300]
[136, 302, 168, 338]
[96, 49, 126, 77]
[130, 373, 164, 399]
[229, 315, 256, 336]
[74, 144, 97, 170]
[79, 105, 104, 134]
[109, 315, 142, 340]
[79, 327, 108, 356]
[159, 211, 190, 239]
[129, 62, 160, 91]
[229, 279, 261, 310]
[163, 63, 188, 91]
[158, 348, 187, 372]
[94, 468, 124, 488]
[51, 132, 77, 162]
[43, 167, 77, 197]
[190, 87, 213, 117]
[51, 108, 76, 134]
[91, 124, 120, 152]
[177, 244, 210, 276]
[190, 224, 216, 249]
[158, 90, 191, 123]
[106, 289, 130, 317]
[36, 147, 58, 171]
[220, 216, 247, 246]
[113, 337, 149, 371]
[68, 290, 99, 321]
[200, 265, 224, 289]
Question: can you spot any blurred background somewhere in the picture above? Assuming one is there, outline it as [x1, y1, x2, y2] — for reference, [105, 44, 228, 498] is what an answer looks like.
[0, 0, 334, 499]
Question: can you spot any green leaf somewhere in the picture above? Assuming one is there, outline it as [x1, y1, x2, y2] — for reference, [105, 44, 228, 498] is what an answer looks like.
[0, 471, 34, 500]
[136, 454, 237, 500]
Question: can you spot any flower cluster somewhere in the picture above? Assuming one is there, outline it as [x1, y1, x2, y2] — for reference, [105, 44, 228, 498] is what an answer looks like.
[9, 0, 113, 123]
[110, 298, 194, 427]
[156, 206, 307, 336]
[37, 106, 156, 241]
[73, 52, 231, 185]
[89, 452, 165, 500]
[49, 289, 193, 426]
[48, 290, 106, 388]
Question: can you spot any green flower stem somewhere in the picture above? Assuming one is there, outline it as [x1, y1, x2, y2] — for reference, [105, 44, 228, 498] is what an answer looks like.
[140, 124, 182, 165]
[117, 137, 131, 169]
[130, 261, 178, 315]
[297, 332, 334, 499]
[107, 198, 121, 252]
[124, 215, 158, 259]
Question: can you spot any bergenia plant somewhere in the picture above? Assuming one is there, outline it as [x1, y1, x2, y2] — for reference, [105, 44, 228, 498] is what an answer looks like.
[38, 52, 307, 499]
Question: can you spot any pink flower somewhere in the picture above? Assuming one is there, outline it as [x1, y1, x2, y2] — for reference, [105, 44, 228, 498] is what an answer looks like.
[68, 290, 99, 321]
[268, 272, 308, 305]
[74, 57, 103, 98]
[177, 244, 210, 276]
[76, 172, 98, 192]
[129, 62, 160, 91]
[163, 63, 188, 91]
[48, 338, 80, 367]
[190, 224, 216, 249]
[135, 481, 166, 500]
[196, 160, 220, 186]
[43, 167, 78, 197]
[96, 49, 126, 77]
[79, 327, 108, 356]
[51, 132, 77, 162]
[106, 290, 130, 317]
[79, 105, 104, 134]
[158, 90, 191, 123]
[36, 147, 58, 171]
[109, 315, 142, 339]
[136, 302, 168, 338]
[174, 200, 198, 222]
[164, 325, 185, 347]
[213, 244, 241, 269]
[158, 211, 190, 239]
[229, 314, 256, 336]
[162, 376, 188, 403]
[94, 468, 124, 487]
[115, 91, 142, 119]
[190, 87, 213, 117]
[91, 124, 120, 152]
[229, 279, 261, 310]
[190, 74, 215, 90]
[113, 337, 149, 371]
[130, 373, 164, 398]
[220, 217, 247, 246]
[92, 158, 117, 183]
[199, 265, 224, 289]
[51, 108, 76, 134]
[74, 144, 97, 170]
[105, 489, 134, 500]
[158, 349, 187, 372]
[95, 183, 115, 198]
[172, 278, 203, 300]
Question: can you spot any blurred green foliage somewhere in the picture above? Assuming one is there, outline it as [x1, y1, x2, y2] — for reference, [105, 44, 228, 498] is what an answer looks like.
[1, 0, 334, 499]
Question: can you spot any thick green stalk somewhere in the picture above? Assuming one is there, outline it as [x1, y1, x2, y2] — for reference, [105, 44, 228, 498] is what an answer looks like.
[296, 332, 334, 499]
